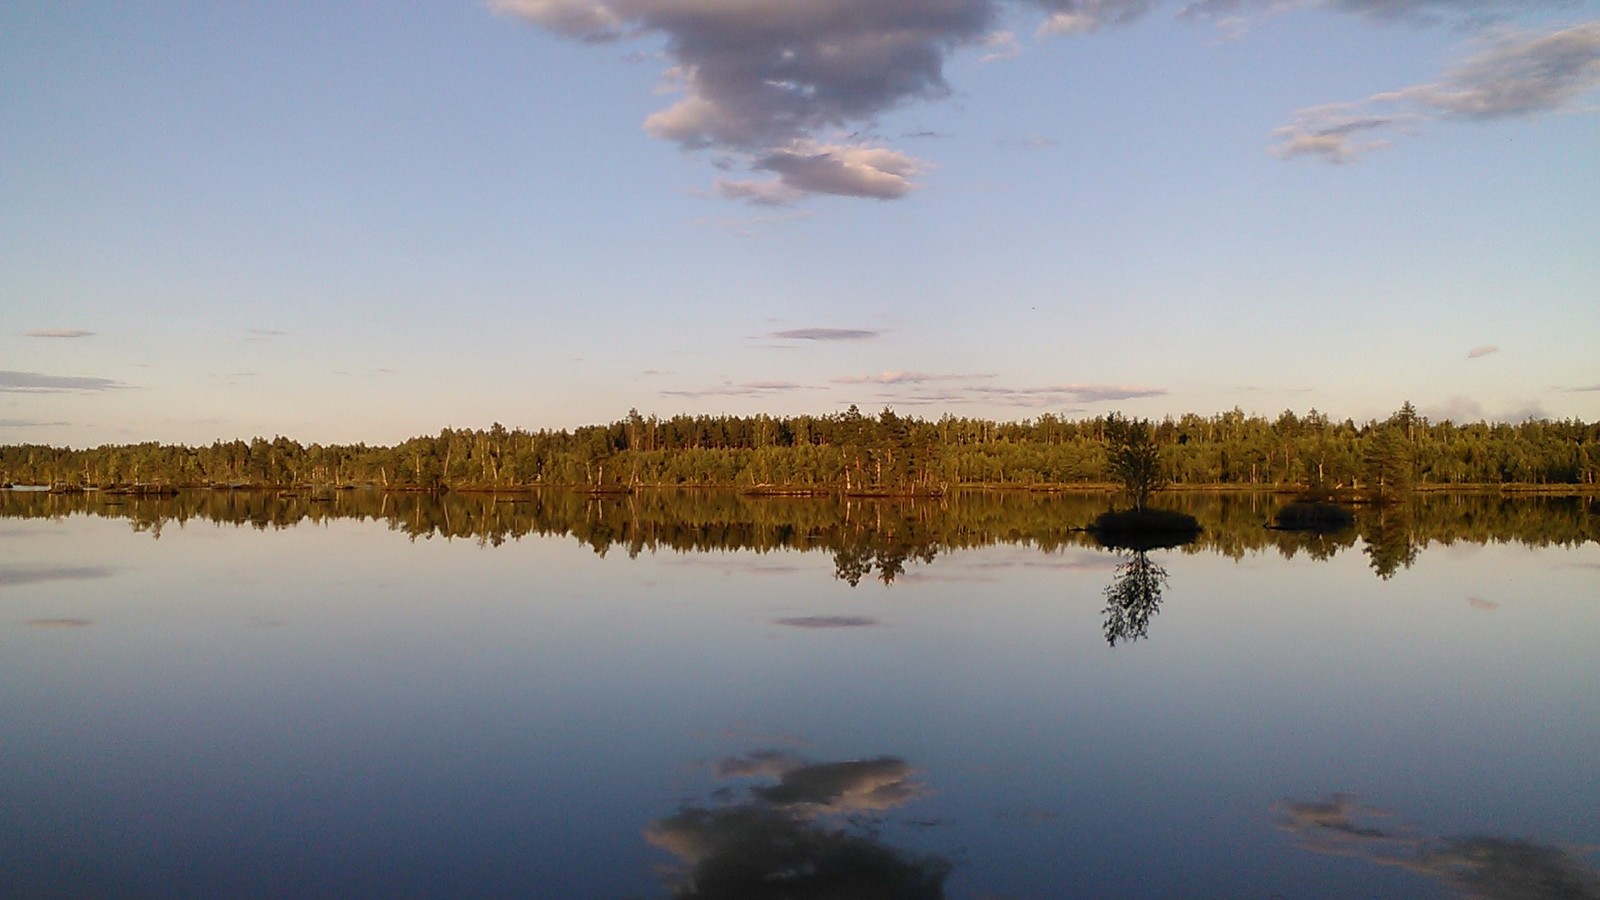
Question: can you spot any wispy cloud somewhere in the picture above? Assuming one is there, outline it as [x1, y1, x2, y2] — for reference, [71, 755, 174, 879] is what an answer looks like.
[832, 370, 992, 385]
[843, 380, 1163, 409]
[25, 329, 94, 339]
[247, 328, 290, 337]
[770, 328, 882, 342]
[0, 418, 70, 428]
[1422, 396, 1549, 423]
[661, 380, 817, 398]
[1560, 383, 1600, 393]
[1274, 22, 1600, 162]
[1466, 344, 1499, 358]
[0, 370, 129, 393]
[979, 29, 1024, 61]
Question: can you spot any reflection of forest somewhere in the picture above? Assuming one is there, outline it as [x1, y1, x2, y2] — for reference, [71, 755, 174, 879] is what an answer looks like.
[3, 489, 1595, 582]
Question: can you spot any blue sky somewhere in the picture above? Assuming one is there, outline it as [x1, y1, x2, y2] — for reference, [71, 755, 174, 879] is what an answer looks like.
[3, 1, 1598, 447]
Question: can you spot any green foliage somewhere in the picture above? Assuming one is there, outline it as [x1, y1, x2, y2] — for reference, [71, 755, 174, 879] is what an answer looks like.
[2, 403, 1598, 491]
[1103, 413, 1164, 510]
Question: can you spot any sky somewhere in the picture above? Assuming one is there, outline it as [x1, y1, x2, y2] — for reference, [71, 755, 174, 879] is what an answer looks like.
[3, 0, 1598, 447]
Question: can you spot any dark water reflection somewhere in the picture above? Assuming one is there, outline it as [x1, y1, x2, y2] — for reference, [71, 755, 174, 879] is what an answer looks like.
[3, 488, 1594, 583]
[1278, 795, 1600, 899]
[649, 751, 949, 898]
[1102, 551, 1168, 647]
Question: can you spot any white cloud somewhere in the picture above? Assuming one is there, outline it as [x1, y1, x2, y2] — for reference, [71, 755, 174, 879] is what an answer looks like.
[754, 142, 926, 201]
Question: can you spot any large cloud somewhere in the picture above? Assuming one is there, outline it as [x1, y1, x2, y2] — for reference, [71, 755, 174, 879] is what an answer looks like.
[1274, 22, 1600, 162]
[497, 0, 1596, 196]
[494, 0, 997, 201]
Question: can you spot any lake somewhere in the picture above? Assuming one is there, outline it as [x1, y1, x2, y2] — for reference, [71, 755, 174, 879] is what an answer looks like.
[3, 489, 1597, 898]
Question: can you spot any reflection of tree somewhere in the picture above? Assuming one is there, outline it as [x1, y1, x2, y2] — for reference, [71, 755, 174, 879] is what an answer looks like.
[1101, 551, 1167, 647]
[1362, 502, 1419, 580]
[648, 752, 950, 898]
[1276, 794, 1600, 899]
[5, 488, 1594, 576]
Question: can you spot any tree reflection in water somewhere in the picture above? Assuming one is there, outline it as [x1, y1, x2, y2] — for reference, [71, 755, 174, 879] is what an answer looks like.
[646, 752, 950, 899]
[1102, 550, 1168, 647]
[1276, 794, 1600, 899]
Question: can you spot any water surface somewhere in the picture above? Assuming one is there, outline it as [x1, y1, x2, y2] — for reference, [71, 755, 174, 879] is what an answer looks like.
[3, 491, 1597, 897]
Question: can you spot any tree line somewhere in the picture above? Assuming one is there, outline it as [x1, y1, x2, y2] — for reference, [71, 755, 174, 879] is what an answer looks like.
[3, 403, 1597, 491]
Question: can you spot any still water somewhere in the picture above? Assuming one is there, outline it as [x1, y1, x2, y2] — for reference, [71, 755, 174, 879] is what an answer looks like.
[3, 490, 1597, 898]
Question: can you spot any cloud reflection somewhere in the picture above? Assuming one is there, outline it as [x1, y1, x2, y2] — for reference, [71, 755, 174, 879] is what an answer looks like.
[1277, 793, 1600, 899]
[773, 615, 880, 629]
[0, 564, 116, 586]
[648, 750, 949, 897]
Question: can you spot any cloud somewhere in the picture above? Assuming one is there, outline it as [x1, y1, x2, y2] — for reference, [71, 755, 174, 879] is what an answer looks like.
[247, 328, 289, 336]
[495, 0, 997, 200]
[499, 0, 1591, 196]
[753, 142, 924, 201]
[661, 380, 816, 398]
[1274, 23, 1600, 161]
[979, 29, 1023, 60]
[858, 380, 1164, 408]
[25, 329, 94, 339]
[1562, 383, 1600, 393]
[1467, 596, 1500, 610]
[773, 615, 880, 628]
[1467, 344, 1499, 358]
[944, 382, 1167, 405]
[1037, 0, 1159, 36]
[0, 418, 70, 428]
[832, 370, 992, 385]
[26, 618, 93, 628]
[0, 371, 128, 393]
[770, 328, 882, 341]
[1422, 396, 1548, 423]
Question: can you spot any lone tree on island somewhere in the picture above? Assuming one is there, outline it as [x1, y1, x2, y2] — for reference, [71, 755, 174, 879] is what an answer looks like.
[1104, 413, 1164, 511]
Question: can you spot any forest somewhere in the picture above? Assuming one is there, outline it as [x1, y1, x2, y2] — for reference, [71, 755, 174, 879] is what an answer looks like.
[2, 403, 1597, 492]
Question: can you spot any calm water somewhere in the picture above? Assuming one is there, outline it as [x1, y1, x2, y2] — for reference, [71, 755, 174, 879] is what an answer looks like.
[3, 490, 1597, 898]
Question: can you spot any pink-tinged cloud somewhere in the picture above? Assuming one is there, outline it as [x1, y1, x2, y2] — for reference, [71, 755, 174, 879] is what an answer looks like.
[1466, 345, 1498, 358]
[832, 370, 992, 385]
